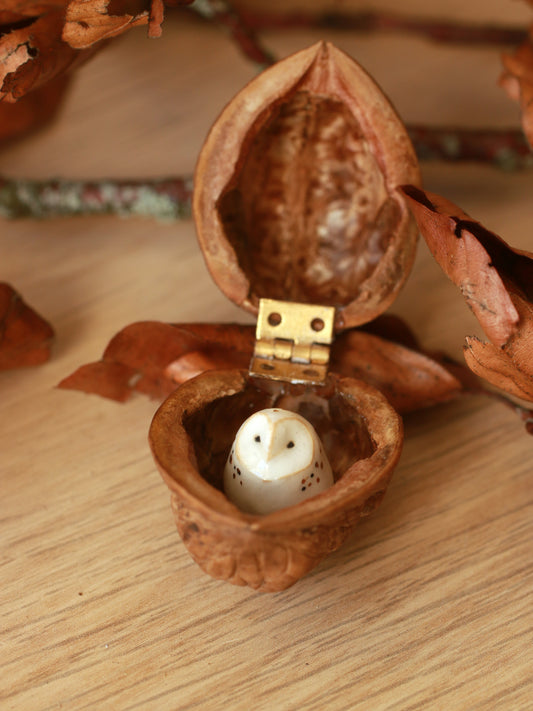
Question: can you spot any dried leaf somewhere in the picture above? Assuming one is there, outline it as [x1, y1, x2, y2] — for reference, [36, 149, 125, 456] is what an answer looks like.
[0, 73, 70, 143]
[0, 0, 190, 109]
[401, 185, 533, 401]
[63, 0, 166, 48]
[0, 7, 96, 103]
[0, 283, 54, 368]
[60, 316, 466, 413]
[331, 329, 463, 413]
[464, 338, 533, 401]
[500, 31, 533, 147]
[58, 322, 256, 401]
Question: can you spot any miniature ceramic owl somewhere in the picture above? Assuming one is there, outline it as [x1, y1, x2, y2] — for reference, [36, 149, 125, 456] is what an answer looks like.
[223, 408, 334, 515]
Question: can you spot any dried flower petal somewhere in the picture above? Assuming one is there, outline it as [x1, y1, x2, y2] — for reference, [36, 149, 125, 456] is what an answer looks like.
[401, 185, 533, 401]
[0, 283, 54, 368]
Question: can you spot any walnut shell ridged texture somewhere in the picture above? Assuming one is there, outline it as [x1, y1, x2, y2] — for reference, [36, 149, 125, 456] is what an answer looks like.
[150, 371, 402, 592]
[194, 41, 421, 330]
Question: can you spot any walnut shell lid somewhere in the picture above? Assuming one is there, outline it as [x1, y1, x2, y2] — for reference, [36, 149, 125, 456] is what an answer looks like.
[193, 42, 421, 330]
[149, 370, 403, 592]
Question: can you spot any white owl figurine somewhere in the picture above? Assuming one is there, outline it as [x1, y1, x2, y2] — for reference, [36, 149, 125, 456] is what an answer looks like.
[223, 408, 334, 515]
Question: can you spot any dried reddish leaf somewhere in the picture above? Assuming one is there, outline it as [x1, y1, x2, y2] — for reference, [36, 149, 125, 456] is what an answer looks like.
[401, 185, 533, 401]
[60, 316, 466, 413]
[401, 186, 519, 347]
[0, 0, 186, 107]
[464, 338, 532, 401]
[0, 74, 70, 144]
[63, 0, 166, 48]
[58, 360, 139, 401]
[331, 330, 462, 413]
[500, 31, 533, 147]
[0, 283, 54, 368]
[58, 322, 256, 401]
[0, 7, 96, 103]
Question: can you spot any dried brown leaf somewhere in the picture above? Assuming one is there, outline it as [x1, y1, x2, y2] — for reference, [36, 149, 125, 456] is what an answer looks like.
[464, 337, 533, 401]
[63, 0, 166, 48]
[58, 322, 256, 401]
[0, 0, 177, 109]
[331, 329, 462, 413]
[0, 73, 70, 143]
[0, 283, 54, 368]
[61, 316, 465, 413]
[0, 7, 96, 103]
[401, 186, 520, 347]
[401, 185, 533, 401]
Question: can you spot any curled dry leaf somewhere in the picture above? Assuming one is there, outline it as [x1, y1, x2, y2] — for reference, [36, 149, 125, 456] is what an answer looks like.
[0, 0, 195, 129]
[59, 316, 465, 413]
[0, 2, 98, 108]
[401, 185, 533, 402]
[63, 0, 194, 47]
[58, 322, 256, 401]
[0, 283, 54, 368]
[64, 0, 162, 47]
[331, 329, 463, 413]
[500, 30, 533, 147]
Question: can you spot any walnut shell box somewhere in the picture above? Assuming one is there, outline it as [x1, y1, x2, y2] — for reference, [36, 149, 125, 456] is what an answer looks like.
[149, 42, 421, 593]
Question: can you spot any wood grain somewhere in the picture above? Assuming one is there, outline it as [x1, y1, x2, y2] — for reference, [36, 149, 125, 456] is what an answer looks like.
[1, 5, 533, 709]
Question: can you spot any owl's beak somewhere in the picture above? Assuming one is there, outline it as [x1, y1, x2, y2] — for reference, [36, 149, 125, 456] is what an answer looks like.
[264, 422, 287, 462]
[263, 427, 276, 462]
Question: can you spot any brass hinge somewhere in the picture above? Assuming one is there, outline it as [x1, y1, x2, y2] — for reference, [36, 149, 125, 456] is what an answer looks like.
[249, 298, 336, 385]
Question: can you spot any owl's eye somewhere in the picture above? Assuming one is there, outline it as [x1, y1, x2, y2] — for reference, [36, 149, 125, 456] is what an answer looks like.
[287, 441, 294, 449]
[254, 435, 261, 443]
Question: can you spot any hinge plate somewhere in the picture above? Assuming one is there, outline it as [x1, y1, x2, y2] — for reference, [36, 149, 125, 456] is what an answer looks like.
[249, 298, 336, 385]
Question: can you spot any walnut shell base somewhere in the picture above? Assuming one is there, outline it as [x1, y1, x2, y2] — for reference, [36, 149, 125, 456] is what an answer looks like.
[149, 370, 403, 592]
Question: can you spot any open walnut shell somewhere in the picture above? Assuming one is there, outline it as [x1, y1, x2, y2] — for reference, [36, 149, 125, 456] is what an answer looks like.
[194, 41, 420, 329]
[150, 370, 402, 592]
[151, 43, 420, 591]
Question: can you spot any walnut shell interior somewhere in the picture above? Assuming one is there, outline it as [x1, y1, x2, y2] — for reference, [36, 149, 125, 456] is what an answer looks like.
[183, 376, 376, 493]
[194, 42, 421, 329]
[150, 370, 403, 592]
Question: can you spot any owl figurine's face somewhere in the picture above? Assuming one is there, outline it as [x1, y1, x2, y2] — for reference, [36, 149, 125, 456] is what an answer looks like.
[224, 408, 334, 515]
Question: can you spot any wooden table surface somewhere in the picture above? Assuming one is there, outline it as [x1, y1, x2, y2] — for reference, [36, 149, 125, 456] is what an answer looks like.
[2, 4, 533, 709]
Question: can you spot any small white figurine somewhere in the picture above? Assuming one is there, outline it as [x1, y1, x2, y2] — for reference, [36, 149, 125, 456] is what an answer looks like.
[224, 408, 334, 515]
